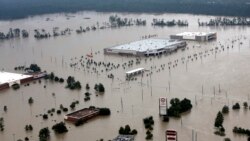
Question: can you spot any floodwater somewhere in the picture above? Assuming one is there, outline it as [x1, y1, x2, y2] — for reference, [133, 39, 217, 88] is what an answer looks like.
[1, 11, 250, 141]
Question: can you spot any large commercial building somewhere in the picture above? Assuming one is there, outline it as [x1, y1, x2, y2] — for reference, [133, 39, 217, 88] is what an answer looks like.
[104, 38, 186, 56]
[0, 71, 33, 90]
[170, 32, 217, 41]
[0, 71, 47, 90]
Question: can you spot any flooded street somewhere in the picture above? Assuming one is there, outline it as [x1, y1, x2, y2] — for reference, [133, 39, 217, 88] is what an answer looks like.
[1, 12, 250, 141]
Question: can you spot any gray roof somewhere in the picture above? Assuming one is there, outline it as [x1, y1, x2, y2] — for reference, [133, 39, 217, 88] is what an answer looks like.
[113, 135, 135, 141]
[109, 38, 182, 52]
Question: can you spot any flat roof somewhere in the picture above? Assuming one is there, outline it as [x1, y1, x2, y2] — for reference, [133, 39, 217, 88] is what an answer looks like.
[109, 38, 182, 52]
[65, 108, 99, 119]
[0, 71, 32, 85]
[175, 32, 216, 36]
[113, 135, 135, 141]
[126, 68, 144, 74]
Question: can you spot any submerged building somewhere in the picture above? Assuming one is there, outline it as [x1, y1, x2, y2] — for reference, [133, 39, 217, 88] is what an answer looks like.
[64, 108, 100, 123]
[0, 71, 47, 90]
[104, 38, 186, 56]
[0, 71, 33, 90]
[113, 135, 135, 141]
[170, 32, 217, 41]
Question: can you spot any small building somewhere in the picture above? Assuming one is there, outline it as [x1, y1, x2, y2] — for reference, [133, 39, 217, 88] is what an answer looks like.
[104, 38, 186, 56]
[126, 68, 145, 78]
[113, 135, 135, 141]
[166, 129, 178, 141]
[170, 32, 217, 41]
[64, 108, 100, 123]
[159, 97, 168, 116]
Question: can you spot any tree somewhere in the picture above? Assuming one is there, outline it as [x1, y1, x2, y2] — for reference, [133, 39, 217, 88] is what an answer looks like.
[99, 108, 111, 115]
[24, 137, 29, 141]
[12, 83, 20, 90]
[86, 83, 90, 90]
[167, 98, 192, 117]
[131, 129, 138, 135]
[180, 98, 192, 113]
[124, 125, 131, 134]
[70, 102, 76, 109]
[25, 125, 33, 131]
[3, 106, 7, 112]
[94, 84, 98, 91]
[28, 97, 34, 104]
[59, 78, 64, 83]
[39, 127, 50, 141]
[232, 103, 240, 110]
[54, 76, 59, 82]
[214, 111, 224, 128]
[243, 102, 248, 109]
[119, 127, 125, 134]
[66, 76, 81, 90]
[0, 117, 4, 131]
[29, 64, 41, 72]
[49, 72, 55, 80]
[94, 83, 105, 92]
[98, 83, 105, 92]
[43, 114, 48, 120]
[222, 105, 229, 114]
[52, 122, 68, 134]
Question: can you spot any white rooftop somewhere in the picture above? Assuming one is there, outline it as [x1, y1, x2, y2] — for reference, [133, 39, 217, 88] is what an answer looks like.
[0, 71, 32, 85]
[126, 68, 145, 74]
[110, 38, 182, 52]
[176, 32, 216, 37]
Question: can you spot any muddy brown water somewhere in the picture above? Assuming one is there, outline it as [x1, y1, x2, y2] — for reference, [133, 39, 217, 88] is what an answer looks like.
[1, 12, 250, 141]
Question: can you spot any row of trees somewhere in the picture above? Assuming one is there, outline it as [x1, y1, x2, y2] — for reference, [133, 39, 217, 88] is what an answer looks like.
[25, 124, 33, 131]
[0, 117, 4, 131]
[0, 28, 29, 40]
[45, 72, 64, 83]
[28, 64, 41, 72]
[119, 125, 137, 135]
[109, 15, 146, 27]
[233, 126, 250, 136]
[34, 28, 71, 39]
[152, 19, 188, 26]
[14, 64, 41, 73]
[143, 116, 154, 140]
[39, 122, 68, 141]
[198, 17, 250, 26]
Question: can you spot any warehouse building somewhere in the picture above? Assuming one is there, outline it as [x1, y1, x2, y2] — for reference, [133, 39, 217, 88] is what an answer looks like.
[104, 38, 186, 56]
[170, 32, 217, 41]
[0, 71, 33, 90]
[0, 71, 47, 90]
[64, 108, 100, 123]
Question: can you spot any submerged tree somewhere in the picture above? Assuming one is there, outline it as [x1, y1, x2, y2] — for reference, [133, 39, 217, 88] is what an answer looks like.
[214, 111, 224, 128]
[39, 127, 50, 141]
[52, 122, 68, 134]
[28, 97, 34, 104]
